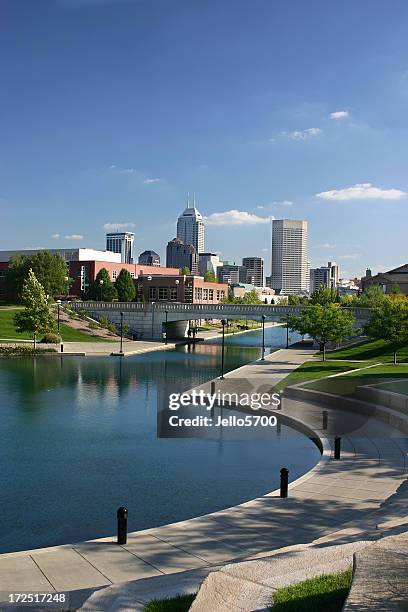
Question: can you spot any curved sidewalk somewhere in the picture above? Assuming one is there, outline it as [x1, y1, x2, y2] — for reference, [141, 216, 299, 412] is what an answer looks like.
[0, 348, 406, 609]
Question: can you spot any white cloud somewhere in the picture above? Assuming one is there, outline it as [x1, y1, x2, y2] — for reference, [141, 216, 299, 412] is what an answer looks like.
[261, 248, 269, 252]
[257, 200, 293, 210]
[322, 242, 336, 248]
[283, 127, 322, 141]
[103, 222, 135, 230]
[316, 183, 407, 201]
[338, 254, 360, 260]
[204, 210, 272, 226]
[143, 177, 162, 184]
[330, 111, 349, 120]
[51, 233, 60, 239]
[109, 164, 137, 175]
[64, 234, 83, 240]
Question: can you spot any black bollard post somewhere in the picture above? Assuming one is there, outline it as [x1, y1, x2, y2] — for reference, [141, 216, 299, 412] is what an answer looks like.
[60, 343, 64, 353]
[322, 410, 328, 430]
[334, 437, 341, 460]
[117, 506, 128, 544]
[280, 468, 289, 498]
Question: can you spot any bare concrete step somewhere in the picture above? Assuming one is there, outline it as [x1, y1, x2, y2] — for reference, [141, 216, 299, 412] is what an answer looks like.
[343, 547, 408, 610]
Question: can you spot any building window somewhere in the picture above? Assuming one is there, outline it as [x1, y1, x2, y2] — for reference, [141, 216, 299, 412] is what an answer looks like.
[209, 289, 213, 301]
[112, 270, 118, 280]
[130, 272, 135, 278]
[149, 286, 156, 299]
[203, 288, 208, 300]
[220, 290, 225, 299]
[170, 287, 178, 301]
[158, 287, 168, 300]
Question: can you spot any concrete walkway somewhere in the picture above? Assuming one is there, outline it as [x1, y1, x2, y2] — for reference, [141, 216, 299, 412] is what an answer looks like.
[0, 348, 406, 610]
[63, 339, 176, 355]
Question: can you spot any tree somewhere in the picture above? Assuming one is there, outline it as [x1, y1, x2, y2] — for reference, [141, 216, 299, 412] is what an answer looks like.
[14, 270, 56, 349]
[363, 296, 408, 364]
[6, 251, 69, 300]
[241, 289, 262, 305]
[287, 304, 356, 361]
[181, 266, 190, 275]
[310, 286, 339, 306]
[115, 269, 136, 302]
[204, 271, 216, 282]
[88, 269, 118, 301]
[358, 285, 386, 308]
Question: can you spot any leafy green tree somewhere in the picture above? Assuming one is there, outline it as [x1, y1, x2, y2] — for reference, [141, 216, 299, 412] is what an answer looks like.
[88, 269, 118, 301]
[6, 251, 69, 300]
[241, 289, 262, 305]
[363, 296, 408, 364]
[115, 269, 136, 302]
[287, 304, 356, 361]
[204, 271, 216, 282]
[310, 286, 339, 306]
[14, 270, 56, 349]
[358, 285, 387, 308]
[287, 295, 301, 305]
[181, 266, 191, 275]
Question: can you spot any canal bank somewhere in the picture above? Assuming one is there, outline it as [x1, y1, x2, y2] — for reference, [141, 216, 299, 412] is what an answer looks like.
[1, 345, 407, 610]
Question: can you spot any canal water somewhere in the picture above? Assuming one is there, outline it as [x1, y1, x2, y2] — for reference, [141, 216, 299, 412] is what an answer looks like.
[0, 325, 319, 553]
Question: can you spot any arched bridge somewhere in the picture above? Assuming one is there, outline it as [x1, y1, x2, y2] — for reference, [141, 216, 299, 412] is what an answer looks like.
[72, 301, 371, 341]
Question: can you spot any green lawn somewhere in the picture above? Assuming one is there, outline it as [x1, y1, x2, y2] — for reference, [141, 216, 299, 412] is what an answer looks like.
[271, 568, 352, 612]
[0, 307, 112, 343]
[143, 594, 196, 612]
[276, 339, 408, 397]
[324, 339, 408, 363]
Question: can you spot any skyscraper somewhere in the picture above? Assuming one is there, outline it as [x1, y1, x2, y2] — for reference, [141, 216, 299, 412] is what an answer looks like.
[176, 194, 205, 253]
[106, 232, 134, 264]
[242, 257, 264, 287]
[166, 238, 199, 275]
[310, 261, 339, 293]
[270, 219, 308, 295]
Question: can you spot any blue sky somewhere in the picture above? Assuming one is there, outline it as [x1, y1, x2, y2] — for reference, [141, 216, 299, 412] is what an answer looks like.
[1, 0, 407, 278]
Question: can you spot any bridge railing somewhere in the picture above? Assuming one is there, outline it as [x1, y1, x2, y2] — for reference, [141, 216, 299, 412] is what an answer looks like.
[71, 301, 371, 319]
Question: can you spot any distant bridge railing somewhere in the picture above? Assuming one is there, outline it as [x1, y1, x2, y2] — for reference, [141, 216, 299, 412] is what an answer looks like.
[72, 301, 372, 320]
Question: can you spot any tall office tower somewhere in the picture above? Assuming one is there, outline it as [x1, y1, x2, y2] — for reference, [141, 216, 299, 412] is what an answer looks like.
[176, 194, 205, 253]
[166, 238, 199, 275]
[198, 252, 221, 277]
[217, 263, 247, 285]
[270, 219, 308, 295]
[106, 232, 135, 264]
[242, 257, 264, 287]
[309, 260, 339, 293]
[138, 250, 160, 266]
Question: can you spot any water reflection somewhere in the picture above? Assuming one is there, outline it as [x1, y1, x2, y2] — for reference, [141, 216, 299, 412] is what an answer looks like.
[0, 328, 319, 553]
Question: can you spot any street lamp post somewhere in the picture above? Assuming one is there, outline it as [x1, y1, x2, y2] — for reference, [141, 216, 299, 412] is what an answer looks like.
[286, 321, 289, 349]
[65, 276, 70, 299]
[99, 279, 104, 301]
[120, 312, 124, 355]
[261, 314, 266, 360]
[164, 309, 168, 344]
[57, 300, 62, 334]
[220, 319, 227, 379]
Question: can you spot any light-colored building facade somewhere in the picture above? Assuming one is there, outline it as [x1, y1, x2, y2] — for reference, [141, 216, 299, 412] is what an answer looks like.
[310, 261, 339, 293]
[198, 252, 221, 277]
[270, 219, 308, 295]
[176, 196, 205, 253]
[242, 256, 264, 287]
[106, 232, 135, 264]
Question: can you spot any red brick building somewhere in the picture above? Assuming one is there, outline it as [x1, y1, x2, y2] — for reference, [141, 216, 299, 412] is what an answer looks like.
[136, 275, 228, 304]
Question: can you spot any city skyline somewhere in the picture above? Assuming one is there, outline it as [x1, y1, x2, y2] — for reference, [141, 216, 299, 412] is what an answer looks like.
[1, 1, 408, 278]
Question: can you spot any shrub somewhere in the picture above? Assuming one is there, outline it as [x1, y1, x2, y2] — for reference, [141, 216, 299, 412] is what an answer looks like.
[41, 333, 62, 344]
[89, 321, 99, 330]
[0, 346, 57, 356]
[106, 322, 117, 334]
